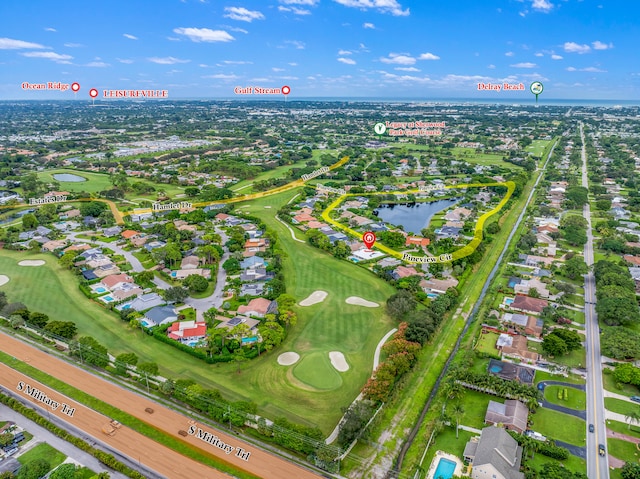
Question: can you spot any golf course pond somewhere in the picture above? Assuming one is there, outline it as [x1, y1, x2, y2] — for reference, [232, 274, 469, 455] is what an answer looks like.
[374, 198, 460, 234]
[53, 173, 87, 182]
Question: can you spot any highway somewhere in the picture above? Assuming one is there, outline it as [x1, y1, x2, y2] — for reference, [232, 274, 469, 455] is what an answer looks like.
[581, 121, 610, 479]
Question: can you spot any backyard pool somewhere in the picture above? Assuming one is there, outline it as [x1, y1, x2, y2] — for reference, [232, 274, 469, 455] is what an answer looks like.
[140, 320, 151, 327]
[94, 287, 107, 293]
[433, 458, 456, 479]
[170, 271, 177, 277]
[102, 295, 115, 303]
[241, 336, 259, 345]
[504, 297, 514, 306]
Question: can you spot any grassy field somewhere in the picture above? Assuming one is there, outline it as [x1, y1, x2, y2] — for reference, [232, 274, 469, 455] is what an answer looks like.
[457, 390, 494, 429]
[36, 168, 184, 200]
[534, 370, 586, 386]
[543, 385, 586, 410]
[603, 372, 640, 396]
[607, 419, 640, 438]
[525, 140, 552, 158]
[605, 398, 640, 418]
[17, 442, 66, 470]
[0, 187, 395, 432]
[530, 406, 586, 446]
[608, 438, 640, 464]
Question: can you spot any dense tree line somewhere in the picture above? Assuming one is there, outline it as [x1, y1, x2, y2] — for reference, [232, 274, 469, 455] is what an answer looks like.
[594, 260, 640, 327]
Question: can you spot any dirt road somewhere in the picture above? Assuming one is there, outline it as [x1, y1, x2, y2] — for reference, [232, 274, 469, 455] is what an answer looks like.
[0, 333, 322, 479]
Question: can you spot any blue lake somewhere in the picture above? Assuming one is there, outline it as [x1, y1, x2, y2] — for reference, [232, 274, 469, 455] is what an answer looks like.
[374, 199, 459, 234]
[53, 173, 86, 182]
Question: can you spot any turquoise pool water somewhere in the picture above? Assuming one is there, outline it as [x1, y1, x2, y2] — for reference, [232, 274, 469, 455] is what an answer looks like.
[505, 298, 514, 305]
[95, 287, 107, 293]
[103, 295, 114, 302]
[433, 458, 456, 479]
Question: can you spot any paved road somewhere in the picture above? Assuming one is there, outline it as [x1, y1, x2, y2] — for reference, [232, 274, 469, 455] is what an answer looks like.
[537, 380, 586, 391]
[581, 122, 610, 479]
[66, 231, 145, 273]
[0, 404, 129, 479]
[556, 440, 587, 459]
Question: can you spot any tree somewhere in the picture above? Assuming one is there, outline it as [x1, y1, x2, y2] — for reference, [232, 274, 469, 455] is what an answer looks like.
[196, 245, 220, 264]
[542, 333, 568, 357]
[379, 231, 406, 249]
[551, 328, 582, 352]
[43, 320, 77, 339]
[621, 462, 640, 479]
[164, 286, 188, 303]
[50, 464, 79, 479]
[337, 401, 375, 447]
[452, 402, 464, 438]
[537, 462, 588, 479]
[21, 213, 38, 230]
[75, 336, 109, 367]
[265, 279, 286, 300]
[562, 256, 588, 280]
[0, 433, 13, 447]
[0, 291, 7, 311]
[27, 311, 49, 329]
[115, 352, 138, 376]
[59, 251, 76, 269]
[9, 315, 24, 329]
[16, 459, 50, 479]
[624, 409, 640, 431]
[565, 186, 589, 208]
[386, 290, 417, 320]
[183, 274, 208, 293]
[79, 201, 107, 218]
[258, 320, 285, 350]
[138, 362, 159, 376]
[222, 258, 240, 273]
[601, 328, 640, 360]
[595, 199, 612, 211]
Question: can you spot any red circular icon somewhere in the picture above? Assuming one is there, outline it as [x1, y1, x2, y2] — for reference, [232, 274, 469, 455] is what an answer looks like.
[71, 82, 80, 92]
[281, 85, 291, 95]
[363, 231, 376, 249]
[89, 88, 99, 98]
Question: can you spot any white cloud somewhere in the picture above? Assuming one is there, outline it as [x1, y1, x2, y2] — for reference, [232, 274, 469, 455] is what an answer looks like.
[86, 61, 110, 67]
[567, 66, 607, 73]
[223, 60, 253, 65]
[564, 42, 591, 54]
[363, 22, 375, 29]
[148, 56, 191, 64]
[278, 6, 311, 14]
[44, 27, 56, 32]
[592, 40, 613, 50]
[0, 38, 47, 49]
[531, 0, 553, 12]
[280, 0, 318, 4]
[395, 67, 419, 72]
[167, 37, 181, 41]
[21, 51, 72, 63]
[338, 49, 352, 55]
[333, 0, 409, 17]
[338, 57, 356, 65]
[551, 54, 563, 60]
[289, 62, 298, 66]
[511, 62, 537, 68]
[226, 26, 249, 34]
[123, 34, 138, 40]
[505, 51, 514, 57]
[117, 58, 134, 64]
[272, 67, 285, 72]
[419, 52, 440, 60]
[64, 43, 83, 48]
[283, 40, 305, 49]
[173, 27, 234, 42]
[380, 53, 415, 65]
[487, 64, 496, 69]
[534, 53, 544, 57]
[203, 73, 239, 80]
[224, 7, 265, 22]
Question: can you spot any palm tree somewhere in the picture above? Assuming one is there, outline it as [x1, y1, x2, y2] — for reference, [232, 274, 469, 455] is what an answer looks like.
[452, 402, 465, 439]
[625, 409, 640, 430]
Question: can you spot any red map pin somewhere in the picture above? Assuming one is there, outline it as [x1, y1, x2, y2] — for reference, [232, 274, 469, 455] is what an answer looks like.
[71, 82, 80, 92]
[363, 231, 376, 250]
[89, 88, 98, 98]
[281, 85, 291, 95]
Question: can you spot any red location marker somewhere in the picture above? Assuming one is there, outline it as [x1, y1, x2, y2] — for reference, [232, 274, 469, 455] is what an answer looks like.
[89, 88, 98, 98]
[71, 82, 80, 92]
[363, 231, 376, 251]
[281, 85, 291, 95]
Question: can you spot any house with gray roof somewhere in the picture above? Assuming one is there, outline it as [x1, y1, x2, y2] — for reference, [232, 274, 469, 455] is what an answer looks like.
[464, 426, 524, 479]
[484, 400, 529, 434]
[126, 292, 166, 312]
[144, 305, 178, 326]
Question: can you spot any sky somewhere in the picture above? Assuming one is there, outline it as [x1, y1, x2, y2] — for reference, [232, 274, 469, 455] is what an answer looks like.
[1, 0, 639, 100]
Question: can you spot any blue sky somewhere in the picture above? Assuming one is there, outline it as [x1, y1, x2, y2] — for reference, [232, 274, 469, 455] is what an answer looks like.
[1, 0, 638, 99]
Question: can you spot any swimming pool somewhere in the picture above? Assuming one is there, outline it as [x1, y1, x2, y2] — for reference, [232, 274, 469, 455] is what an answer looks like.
[241, 336, 259, 345]
[102, 295, 115, 302]
[171, 271, 177, 277]
[94, 287, 107, 293]
[427, 293, 439, 299]
[433, 458, 456, 479]
[140, 320, 150, 327]
[504, 297, 514, 306]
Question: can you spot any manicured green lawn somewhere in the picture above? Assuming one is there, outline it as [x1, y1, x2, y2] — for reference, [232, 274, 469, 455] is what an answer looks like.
[607, 419, 640, 439]
[605, 398, 640, 418]
[17, 442, 66, 469]
[0, 187, 396, 432]
[457, 390, 494, 429]
[545, 348, 586, 369]
[526, 453, 586, 476]
[603, 372, 640, 396]
[530, 408, 586, 446]
[608, 438, 640, 464]
[543, 385, 586, 410]
[475, 331, 500, 356]
[293, 352, 343, 390]
[525, 140, 553, 159]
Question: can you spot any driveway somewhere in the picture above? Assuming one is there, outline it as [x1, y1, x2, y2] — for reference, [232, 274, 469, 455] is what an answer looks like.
[555, 440, 586, 459]
[537, 381, 586, 420]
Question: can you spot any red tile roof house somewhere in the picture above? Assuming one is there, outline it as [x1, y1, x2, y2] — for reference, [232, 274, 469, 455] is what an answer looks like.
[121, 230, 139, 240]
[510, 295, 548, 315]
[101, 274, 134, 290]
[405, 236, 431, 248]
[237, 298, 277, 318]
[167, 321, 207, 345]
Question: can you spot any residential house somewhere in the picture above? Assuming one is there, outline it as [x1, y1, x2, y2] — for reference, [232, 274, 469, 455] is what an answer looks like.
[464, 426, 524, 479]
[216, 316, 260, 335]
[623, 255, 640, 267]
[121, 230, 139, 240]
[103, 226, 122, 237]
[510, 295, 548, 315]
[444, 207, 472, 222]
[41, 239, 67, 252]
[112, 283, 143, 301]
[167, 321, 207, 345]
[390, 265, 421, 280]
[144, 240, 166, 252]
[497, 334, 539, 362]
[180, 255, 200, 270]
[144, 305, 178, 326]
[420, 276, 459, 294]
[436, 226, 462, 239]
[240, 283, 265, 297]
[237, 298, 278, 318]
[64, 243, 91, 254]
[93, 264, 121, 278]
[101, 274, 133, 290]
[240, 267, 274, 282]
[513, 278, 550, 298]
[405, 236, 430, 248]
[487, 359, 535, 385]
[240, 256, 265, 270]
[126, 293, 166, 312]
[173, 268, 210, 280]
[484, 400, 529, 434]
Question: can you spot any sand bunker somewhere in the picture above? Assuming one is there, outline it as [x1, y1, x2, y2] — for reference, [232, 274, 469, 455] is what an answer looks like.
[345, 296, 379, 308]
[329, 351, 349, 372]
[299, 290, 328, 306]
[0, 275, 9, 287]
[18, 260, 45, 267]
[277, 352, 300, 366]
